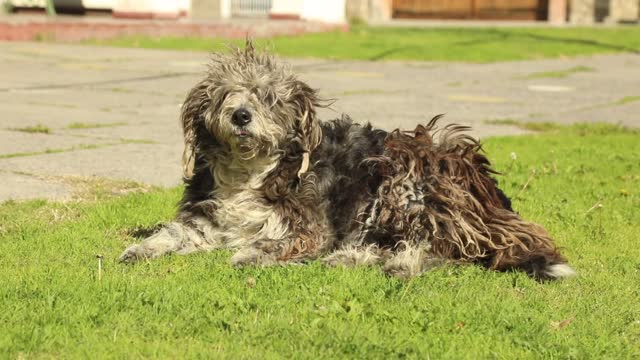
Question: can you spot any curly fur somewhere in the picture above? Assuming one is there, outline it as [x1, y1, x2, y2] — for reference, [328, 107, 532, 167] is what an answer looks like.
[120, 41, 575, 281]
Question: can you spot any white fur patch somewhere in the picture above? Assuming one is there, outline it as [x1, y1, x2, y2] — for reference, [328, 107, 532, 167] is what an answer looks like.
[383, 244, 431, 279]
[322, 245, 382, 267]
[211, 155, 290, 250]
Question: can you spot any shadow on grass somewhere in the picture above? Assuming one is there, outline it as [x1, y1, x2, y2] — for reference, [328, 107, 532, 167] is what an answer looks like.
[452, 30, 508, 46]
[367, 28, 640, 61]
[125, 223, 164, 239]
[485, 118, 638, 135]
[499, 29, 640, 54]
[450, 29, 640, 54]
[368, 46, 413, 61]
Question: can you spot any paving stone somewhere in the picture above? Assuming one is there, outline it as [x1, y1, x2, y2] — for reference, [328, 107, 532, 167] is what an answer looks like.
[57, 121, 183, 144]
[0, 130, 116, 156]
[0, 143, 184, 188]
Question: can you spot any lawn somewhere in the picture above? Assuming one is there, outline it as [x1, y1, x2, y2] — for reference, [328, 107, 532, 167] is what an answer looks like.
[0, 123, 638, 358]
[85, 26, 640, 62]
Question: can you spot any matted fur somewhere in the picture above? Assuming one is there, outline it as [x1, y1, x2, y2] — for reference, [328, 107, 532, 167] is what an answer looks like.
[119, 42, 575, 281]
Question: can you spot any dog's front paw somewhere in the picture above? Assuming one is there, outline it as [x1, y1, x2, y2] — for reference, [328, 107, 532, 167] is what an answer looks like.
[383, 261, 417, 280]
[383, 255, 445, 279]
[231, 248, 278, 267]
[118, 244, 148, 264]
[383, 254, 426, 280]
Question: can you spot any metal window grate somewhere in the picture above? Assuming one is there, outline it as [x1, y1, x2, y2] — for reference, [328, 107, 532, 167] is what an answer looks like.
[231, 0, 272, 18]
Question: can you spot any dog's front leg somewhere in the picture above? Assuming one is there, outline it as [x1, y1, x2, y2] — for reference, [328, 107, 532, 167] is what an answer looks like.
[229, 243, 281, 267]
[119, 218, 220, 263]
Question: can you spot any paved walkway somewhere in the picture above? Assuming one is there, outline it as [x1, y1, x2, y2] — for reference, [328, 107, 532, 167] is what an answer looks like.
[1, 42, 639, 201]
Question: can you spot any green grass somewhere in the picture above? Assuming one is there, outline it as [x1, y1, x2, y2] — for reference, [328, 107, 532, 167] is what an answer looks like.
[339, 88, 396, 96]
[11, 124, 52, 134]
[485, 119, 566, 132]
[108, 87, 134, 93]
[67, 122, 127, 130]
[84, 26, 640, 62]
[1, 124, 639, 358]
[615, 95, 640, 105]
[26, 100, 77, 109]
[485, 119, 640, 134]
[0, 140, 154, 159]
[121, 138, 157, 145]
[522, 65, 595, 79]
[0, 144, 115, 159]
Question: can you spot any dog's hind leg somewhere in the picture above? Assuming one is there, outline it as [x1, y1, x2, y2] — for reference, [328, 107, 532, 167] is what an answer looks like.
[382, 242, 446, 279]
[119, 217, 220, 263]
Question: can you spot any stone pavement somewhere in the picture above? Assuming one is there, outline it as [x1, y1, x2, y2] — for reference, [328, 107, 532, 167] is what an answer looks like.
[1, 41, 639, 201]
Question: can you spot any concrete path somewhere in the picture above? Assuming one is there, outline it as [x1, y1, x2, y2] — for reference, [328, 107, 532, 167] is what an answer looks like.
[1, 42, 639, 201]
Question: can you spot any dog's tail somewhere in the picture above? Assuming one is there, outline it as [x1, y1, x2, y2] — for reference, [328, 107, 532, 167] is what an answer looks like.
[539, 263, 577, 280]
[514, 253, 577, 281]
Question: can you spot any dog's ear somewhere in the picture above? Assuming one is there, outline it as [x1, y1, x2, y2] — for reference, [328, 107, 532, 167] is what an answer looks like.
[180, 81, 209, 179]
[290, 80, 323, 177]
[292, 80, 323, 153]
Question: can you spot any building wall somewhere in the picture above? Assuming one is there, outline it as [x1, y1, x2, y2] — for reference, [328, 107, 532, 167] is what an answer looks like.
[300, 0, 344, 23]
[570, 0, 639, 23]
[9, 0, 46, 6]
[113, 0, 181, 18]
[271, 0, 346, 23]
[548, 0, 568, 23]
[345, 0, 368, 20]
[83, 0, 114, 8]
[345, 0, 392, 21]
[608, 0, 639, 21]
[190, 0, 223, 19]
[370, 0, 392, 20]
[8, 0, 350, 22]
[570, 0, 596, 23]
[9, 0, 175, 14]
[271, 0, 302, 18]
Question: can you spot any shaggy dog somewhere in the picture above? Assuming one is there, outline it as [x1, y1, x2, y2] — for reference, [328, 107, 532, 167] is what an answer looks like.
[119, 42, 575, 280]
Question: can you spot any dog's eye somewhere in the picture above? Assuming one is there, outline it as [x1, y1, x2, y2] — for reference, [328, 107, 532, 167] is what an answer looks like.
[207, 86, 229, 104]
[211, 92, 230, 112]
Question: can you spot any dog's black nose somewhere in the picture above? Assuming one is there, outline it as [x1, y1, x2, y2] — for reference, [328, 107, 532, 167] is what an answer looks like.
[232, 108, 252, 126]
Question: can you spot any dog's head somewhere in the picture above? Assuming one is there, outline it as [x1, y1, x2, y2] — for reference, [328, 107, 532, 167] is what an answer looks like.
[181, 41, 322, 178]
